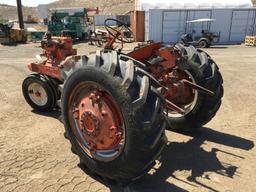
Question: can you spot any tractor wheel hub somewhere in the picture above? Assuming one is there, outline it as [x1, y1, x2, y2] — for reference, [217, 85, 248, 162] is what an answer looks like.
[80, 111, 100, 136]
[70, 85, 125, 159]
[27, 82, 48, 106]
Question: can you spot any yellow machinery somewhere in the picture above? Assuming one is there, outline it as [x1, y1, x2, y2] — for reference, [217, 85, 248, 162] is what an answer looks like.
[0, 23, 27, 45]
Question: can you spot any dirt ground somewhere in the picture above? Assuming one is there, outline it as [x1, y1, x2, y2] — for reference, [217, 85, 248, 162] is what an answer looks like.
[0, 42, 255, 192]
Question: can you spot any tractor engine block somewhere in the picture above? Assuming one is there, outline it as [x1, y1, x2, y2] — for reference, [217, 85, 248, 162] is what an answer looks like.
[27, 34, 77, 80]
[41, 35, 77, 65]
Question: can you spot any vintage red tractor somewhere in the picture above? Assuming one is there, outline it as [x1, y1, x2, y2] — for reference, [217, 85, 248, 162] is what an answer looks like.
[22, 19, 223, 183]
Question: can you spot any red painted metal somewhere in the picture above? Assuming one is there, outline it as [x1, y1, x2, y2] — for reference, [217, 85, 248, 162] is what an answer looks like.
[87, 7, 99, 14]
[127, 40, 214, 113]
[131, 11, 145, 42]
[160, 71, 194, 105]
[181, 79, 214, 96]
[127, 42, 200, 113]
[27, 36, 77, 80]
[28, 62, 61, 80]
[74, 88, 124, 151]
[41, 36, 77, 65]
[27, 23, 214, 120]
[155, 48, 177, 69]
[104, 36, 118, 50]
[128, 42, 162, 60]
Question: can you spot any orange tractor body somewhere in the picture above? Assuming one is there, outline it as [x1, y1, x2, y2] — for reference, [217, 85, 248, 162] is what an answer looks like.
[22, 19, 223, 183]
[28, 36, 77, 80]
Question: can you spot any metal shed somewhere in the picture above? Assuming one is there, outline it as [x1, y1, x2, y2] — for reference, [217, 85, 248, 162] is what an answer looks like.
[145, 8, 256, 44]
[136, 0, 256, 44]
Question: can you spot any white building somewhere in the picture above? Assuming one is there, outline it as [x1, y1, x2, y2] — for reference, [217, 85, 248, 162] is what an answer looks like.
[135, 0, 256, 44]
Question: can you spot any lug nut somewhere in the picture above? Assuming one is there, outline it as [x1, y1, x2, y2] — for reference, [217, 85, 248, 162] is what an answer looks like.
[101, 110, 107, 117]
[110, 126, 116, 131]
[89, 93, 95, 100]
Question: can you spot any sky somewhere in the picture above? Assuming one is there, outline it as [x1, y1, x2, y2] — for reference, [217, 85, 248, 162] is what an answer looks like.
[0, 0, 56, 7]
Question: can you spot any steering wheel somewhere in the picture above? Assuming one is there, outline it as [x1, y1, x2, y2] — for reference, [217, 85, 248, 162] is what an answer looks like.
[104, 18, 134, 43]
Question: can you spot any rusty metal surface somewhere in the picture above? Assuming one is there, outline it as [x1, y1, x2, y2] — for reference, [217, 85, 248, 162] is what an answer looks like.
[131, 11, 145, 42]
[28, 36, 77, 80]
[28, 62, 61, 80]
[68, 83, 125, 161]
[41, 36, 77, 65]
[128, 42, 162, 60]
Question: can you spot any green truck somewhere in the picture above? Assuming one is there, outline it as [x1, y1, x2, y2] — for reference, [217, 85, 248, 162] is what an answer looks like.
[48, 8, 89, 40]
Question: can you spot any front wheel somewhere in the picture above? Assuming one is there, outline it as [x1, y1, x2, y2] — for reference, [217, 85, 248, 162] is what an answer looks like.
[22, 74, 56, 112]
[166, 45, 223, 131]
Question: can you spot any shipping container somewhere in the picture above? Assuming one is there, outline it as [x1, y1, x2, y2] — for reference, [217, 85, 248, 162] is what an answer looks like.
[146, 8, 256, 44]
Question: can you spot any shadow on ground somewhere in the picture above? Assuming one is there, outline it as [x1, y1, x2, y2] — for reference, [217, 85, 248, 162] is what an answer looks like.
[31, 110, 62, 122]
[34, 109, 254, 191]
[91, 127, 254, 192]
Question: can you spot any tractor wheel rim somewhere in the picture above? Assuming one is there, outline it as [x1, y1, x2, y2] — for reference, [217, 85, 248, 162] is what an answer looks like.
[68, 82, 125, 162]
[28, 82, 48, 106]
[166, 70, 198, 118]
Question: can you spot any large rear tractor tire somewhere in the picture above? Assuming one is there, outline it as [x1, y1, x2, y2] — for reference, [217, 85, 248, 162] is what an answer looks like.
[22, 74, 57, 112]
[166, 44, 223, 131]
[61, 50, 166, 183]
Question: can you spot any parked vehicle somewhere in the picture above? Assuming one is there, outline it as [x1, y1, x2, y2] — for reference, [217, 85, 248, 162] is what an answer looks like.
[22, 19, 223, 184]
[0, 23, 27, 45]
[180, 18, 220, 48]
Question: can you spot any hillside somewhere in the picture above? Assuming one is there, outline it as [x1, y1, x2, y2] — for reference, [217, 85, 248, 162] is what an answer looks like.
[49, 0, 134, 15]
[0, 4, 38, 21]
[0, 0, 256, 21]
[0, 0, 134, 21]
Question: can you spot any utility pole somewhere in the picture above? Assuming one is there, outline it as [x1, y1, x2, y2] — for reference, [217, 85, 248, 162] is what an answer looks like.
[16, 0, 24, 29]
